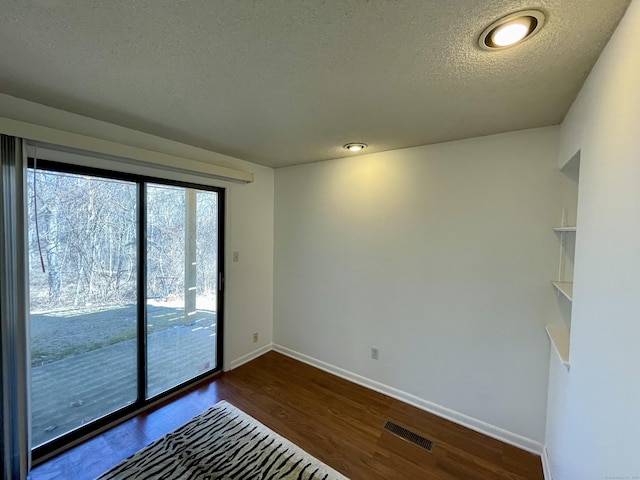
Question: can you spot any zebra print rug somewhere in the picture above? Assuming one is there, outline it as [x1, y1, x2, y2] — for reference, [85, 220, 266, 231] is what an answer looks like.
[95, 400, 349, 480]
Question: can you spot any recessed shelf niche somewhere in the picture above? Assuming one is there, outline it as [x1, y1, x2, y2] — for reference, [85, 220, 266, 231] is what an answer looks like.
[546, 151, 580, 369]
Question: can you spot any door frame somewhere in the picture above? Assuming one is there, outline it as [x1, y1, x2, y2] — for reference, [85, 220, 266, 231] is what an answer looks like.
[28, 159, 225, 463]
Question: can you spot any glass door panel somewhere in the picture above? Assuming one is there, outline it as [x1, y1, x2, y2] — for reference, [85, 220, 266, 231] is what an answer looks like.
[146, 184, 218, 398]
[28, 169, 138, 448]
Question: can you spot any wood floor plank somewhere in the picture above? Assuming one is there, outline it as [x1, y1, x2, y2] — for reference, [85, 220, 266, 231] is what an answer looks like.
[30, 351, 543, 480]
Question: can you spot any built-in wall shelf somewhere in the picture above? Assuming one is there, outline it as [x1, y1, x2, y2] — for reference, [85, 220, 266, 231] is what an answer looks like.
[546, 324, 570, 368]
[552, 281, 573, 302]
[547, 152, 579, 374]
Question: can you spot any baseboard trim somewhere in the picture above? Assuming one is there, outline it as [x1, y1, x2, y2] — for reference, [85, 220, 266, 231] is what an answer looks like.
[229, 343, 273, 370]
[541, 446, 553, 480]
[273, 344, 544, 456]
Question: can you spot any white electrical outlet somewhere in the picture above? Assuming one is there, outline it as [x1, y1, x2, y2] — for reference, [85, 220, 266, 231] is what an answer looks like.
[253, 332, 259, 343]
[371, 346, 379, 360]
[232, 251, 240, 262]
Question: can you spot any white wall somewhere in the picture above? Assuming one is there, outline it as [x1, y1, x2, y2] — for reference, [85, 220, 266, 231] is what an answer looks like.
[274, 126, 562, 448]
[0, 94, 275, 371]
[545, 1, 640, 478]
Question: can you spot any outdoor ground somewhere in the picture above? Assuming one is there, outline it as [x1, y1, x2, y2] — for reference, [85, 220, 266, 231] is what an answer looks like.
[30, 304, 217, 447]
[31, 303, 207, 366]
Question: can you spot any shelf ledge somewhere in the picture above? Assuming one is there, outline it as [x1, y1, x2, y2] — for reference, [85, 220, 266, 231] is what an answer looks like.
[552, 281, 573, 301]
[553, 226, 576, 232]
[546, 324, 570, 369]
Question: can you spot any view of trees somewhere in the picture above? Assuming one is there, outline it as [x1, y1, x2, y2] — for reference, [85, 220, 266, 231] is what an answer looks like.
[27, 168, 219, 313]
[28, 170, 137, 310]
[147, 183, 219, 309]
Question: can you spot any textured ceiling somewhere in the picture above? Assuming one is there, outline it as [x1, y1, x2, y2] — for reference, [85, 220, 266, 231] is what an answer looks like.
[0, 0, 631, 168]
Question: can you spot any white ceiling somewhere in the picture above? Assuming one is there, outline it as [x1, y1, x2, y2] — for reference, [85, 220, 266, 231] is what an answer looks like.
[0, 0, 631, 168]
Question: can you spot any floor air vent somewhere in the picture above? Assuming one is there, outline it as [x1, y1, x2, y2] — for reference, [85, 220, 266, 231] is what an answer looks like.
[384, 421, 435, 452]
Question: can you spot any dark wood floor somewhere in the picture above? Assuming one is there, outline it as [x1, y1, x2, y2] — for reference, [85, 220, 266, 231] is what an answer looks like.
[30, 351, 544, 480]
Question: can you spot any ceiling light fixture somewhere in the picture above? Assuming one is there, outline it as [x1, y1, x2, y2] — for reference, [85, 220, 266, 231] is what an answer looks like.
[479, 10, 545, 50]
[343, 142, 367, 152]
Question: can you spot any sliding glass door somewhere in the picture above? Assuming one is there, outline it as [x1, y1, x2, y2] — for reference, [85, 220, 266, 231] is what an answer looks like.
[146, 184, 220, 398]
[28, 169, 138, 448]
[27, 162, 224, 456]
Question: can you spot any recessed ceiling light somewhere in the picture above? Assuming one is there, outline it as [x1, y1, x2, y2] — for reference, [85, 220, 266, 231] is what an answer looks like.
[343, 143, 367, 152]
[479, 10, 545, 50]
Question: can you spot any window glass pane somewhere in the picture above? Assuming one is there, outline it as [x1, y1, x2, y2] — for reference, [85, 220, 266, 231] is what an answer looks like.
[146, 184, 218, 398]
[28, 169, 137, 447]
